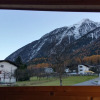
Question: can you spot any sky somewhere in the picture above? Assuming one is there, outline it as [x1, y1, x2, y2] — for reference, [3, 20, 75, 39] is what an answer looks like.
[0, 10, 100, 60]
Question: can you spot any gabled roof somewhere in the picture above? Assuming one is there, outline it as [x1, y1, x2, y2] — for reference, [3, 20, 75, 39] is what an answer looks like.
[78, 64, 90, 68]
[84, 64, 94, 68]
[0, 60, 18, 67]
[84, 65, 90, 68]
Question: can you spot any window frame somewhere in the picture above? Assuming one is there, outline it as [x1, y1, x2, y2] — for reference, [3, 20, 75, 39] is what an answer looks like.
[0, 1, 99, 100]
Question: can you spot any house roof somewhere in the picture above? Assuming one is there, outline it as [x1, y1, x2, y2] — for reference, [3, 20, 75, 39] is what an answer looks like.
[84, 64, 94, 68]
[0, 60, 18, 67]
[79, 64, 91, 68]
[84, 65, 90, 68]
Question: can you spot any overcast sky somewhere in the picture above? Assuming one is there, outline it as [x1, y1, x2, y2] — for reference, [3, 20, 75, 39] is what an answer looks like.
[0, 10, 100, 60]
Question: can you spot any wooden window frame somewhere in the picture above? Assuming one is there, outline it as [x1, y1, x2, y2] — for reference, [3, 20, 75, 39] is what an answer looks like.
[0, 0, 100, 100]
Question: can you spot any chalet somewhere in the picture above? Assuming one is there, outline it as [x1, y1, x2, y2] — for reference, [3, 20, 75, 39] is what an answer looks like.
[0, 60, 17, 84]
[44, 67, 54, 74]
[65, 67, 70, 73]
[78, 65, 89, 74]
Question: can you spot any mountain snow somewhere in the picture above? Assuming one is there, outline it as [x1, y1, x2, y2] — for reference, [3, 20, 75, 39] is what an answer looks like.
[5, 19, 100, 63]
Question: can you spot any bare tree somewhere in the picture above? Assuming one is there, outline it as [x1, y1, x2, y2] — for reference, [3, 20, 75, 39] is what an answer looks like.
[49, 52, 65, 86]
[3, 71, 6, 83]
[8, 67, 15, 84]
[2, 70, 13, 85]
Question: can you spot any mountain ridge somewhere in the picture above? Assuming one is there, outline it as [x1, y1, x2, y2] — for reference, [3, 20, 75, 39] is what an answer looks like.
[5, 19, 100, 63]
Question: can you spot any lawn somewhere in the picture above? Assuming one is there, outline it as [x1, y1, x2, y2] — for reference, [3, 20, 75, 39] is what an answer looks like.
[15, 75, 98, 86]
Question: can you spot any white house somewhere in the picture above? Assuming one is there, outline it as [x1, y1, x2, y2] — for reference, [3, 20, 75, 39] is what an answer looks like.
[78, 65, 89, 74]
[65, 68, 70, 73]
[0, 60, 17, 84]
[44, 67, 54, 74]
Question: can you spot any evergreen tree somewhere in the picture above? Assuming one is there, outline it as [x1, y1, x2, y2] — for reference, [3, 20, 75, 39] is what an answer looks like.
[15, 56, 27, 69]
[15, 56, 23, 66]
[14, 56, 30, 81]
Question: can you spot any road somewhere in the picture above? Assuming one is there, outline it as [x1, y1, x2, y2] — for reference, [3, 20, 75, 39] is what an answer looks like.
[74, 77, 100, 86]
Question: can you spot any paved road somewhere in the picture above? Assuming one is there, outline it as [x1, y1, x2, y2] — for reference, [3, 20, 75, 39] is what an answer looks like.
[74, 77, 100, 86]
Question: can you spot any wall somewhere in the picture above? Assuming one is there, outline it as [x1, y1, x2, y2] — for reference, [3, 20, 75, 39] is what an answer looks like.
[0, 62, 17, 83]
[78, 65, 89, 74]
[0, 62, 17, 72]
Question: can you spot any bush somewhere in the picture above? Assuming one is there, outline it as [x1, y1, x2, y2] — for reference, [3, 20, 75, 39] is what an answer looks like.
[15, 69, 30, 81]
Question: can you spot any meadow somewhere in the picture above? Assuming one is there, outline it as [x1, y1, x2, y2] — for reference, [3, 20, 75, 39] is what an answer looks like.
[15, 75, 98, 86]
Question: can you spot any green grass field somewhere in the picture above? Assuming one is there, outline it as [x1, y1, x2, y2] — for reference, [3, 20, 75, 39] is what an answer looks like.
[15, 75, 98, 86]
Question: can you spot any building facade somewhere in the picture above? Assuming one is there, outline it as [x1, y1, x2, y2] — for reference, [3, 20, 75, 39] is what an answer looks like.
[0, 60, 17, 84]
[44, 67, 54, 74]
[78, 65, 89, 74]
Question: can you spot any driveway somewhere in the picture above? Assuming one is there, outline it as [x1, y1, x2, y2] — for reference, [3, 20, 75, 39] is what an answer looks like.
[74, 77, 100, 86]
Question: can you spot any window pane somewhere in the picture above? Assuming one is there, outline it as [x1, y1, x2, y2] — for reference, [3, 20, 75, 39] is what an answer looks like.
[0, 10, 100, 86]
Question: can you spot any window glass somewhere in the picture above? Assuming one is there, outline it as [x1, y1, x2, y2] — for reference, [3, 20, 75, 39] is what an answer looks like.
[80, 66, 83, 68]
[80, 70, 83, 71]
[0, 65, 4, 68]
[0, 10, 100, 86]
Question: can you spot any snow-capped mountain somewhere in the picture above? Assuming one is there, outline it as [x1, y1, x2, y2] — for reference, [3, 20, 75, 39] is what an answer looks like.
[62, 27, 100, 57]
[5, 19, 100, 63]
